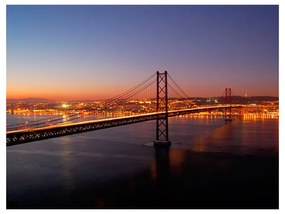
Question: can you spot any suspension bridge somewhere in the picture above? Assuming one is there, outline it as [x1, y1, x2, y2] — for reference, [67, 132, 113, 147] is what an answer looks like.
[6, 71, 241, 146]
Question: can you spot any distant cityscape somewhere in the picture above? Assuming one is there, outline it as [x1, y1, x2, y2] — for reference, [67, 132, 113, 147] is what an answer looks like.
[7, 96, 279, 120]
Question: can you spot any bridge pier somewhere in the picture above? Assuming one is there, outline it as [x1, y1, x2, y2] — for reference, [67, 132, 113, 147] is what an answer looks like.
[154, 140, 171, 147]
[154, 71, 171, 147]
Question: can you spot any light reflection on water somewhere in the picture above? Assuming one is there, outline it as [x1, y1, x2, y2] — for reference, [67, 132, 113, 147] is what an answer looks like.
[169, 117, 278, 155]
[7, 114, 278, 208]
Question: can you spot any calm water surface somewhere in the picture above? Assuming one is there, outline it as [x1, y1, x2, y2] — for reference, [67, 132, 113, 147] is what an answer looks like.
[7, 114, 278, 208]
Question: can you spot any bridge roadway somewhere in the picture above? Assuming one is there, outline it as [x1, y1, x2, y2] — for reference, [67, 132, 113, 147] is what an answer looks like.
[6, 105, 241, 146]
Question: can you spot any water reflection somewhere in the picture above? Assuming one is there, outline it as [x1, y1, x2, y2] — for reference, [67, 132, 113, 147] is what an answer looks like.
[58, 137, 76, 194]
[151, 147, 187, 188]
[190, 119, 278, 154]
[151, 147, 170, 185]
[7, 116, 278, 208]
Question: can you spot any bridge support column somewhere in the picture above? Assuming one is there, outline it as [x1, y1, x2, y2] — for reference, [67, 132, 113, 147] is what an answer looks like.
[154, 71, 171, 147]
[224, 87, 232, 122]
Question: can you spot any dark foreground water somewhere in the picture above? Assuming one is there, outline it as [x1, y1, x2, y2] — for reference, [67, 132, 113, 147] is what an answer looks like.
[7, 116, 278, 209]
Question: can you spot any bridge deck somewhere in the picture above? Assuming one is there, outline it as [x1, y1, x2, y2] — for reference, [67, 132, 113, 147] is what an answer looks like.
[7, 105, 241, 146]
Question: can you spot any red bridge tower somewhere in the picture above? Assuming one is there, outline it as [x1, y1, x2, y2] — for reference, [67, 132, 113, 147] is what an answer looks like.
[154, 71, 171, 147]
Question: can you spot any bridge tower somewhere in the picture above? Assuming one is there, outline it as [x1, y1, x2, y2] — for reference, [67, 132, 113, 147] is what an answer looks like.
[224, 87, 232, 122]
[154, 71, 171, 147]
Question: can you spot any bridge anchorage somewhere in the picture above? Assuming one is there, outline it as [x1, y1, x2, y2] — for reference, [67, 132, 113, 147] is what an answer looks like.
[154, 71, 171, 147]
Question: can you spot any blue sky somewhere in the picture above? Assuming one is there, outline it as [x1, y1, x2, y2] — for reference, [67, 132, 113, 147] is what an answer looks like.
[7, 5, 278, 100]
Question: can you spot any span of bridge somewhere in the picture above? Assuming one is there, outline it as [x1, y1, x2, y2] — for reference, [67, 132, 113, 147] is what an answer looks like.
[7, 105, 241, 146]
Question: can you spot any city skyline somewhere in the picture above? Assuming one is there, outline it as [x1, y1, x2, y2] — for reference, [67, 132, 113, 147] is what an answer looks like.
[7, 5, 278, 100]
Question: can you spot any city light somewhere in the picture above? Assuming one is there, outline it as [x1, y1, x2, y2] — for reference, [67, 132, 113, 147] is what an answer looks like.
[61, 103, 69, 108]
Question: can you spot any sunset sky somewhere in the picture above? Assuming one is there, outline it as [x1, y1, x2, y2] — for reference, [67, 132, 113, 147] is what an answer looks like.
[6, 5, 278, 100]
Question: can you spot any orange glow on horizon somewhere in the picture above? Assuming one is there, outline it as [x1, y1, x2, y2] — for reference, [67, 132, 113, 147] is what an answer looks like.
[7, 80, 146, 100]
[7, 89, 119, 101]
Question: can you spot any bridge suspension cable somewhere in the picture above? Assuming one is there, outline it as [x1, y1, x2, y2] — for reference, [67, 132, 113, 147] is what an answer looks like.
[7, 71, 193, 131]
[168, 83, 186, 99]
[167, 73, 190, 99]
[52, 74, 157, 125]
[104, 73, 156, 103]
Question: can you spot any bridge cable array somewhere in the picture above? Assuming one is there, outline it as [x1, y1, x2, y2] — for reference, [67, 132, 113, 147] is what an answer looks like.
[104, 73, 156, 103]
[167, 73, 190, 99]
[7, 72, 193, 130]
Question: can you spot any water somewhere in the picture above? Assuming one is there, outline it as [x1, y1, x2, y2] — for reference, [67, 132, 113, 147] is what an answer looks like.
[6, 114, 278, 208]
